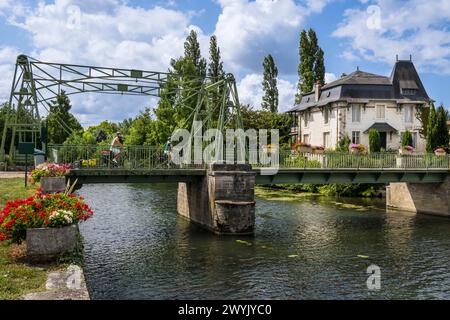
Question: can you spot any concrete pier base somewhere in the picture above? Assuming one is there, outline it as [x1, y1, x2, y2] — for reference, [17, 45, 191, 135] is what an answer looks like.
[387, 177, 450, 217]
[177, 164, 256, 235]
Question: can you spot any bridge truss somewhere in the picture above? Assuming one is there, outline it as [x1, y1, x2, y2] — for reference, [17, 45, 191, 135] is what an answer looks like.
[0, 55, 243, 162]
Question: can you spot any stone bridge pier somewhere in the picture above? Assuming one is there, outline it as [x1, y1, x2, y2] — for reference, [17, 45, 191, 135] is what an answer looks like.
[177, 164, 256, 235]
[387, 176, 450, 217]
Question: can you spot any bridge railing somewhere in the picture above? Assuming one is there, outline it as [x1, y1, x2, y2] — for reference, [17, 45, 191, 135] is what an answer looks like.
[46, 145, 450, 170]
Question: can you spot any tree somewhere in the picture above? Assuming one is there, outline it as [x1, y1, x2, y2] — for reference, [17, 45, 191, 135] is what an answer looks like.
[368, 129, 381, 153]
[435, 105, 449, 149]
[261, 54, 279, 113]
[47, 90, 82, 144]
[125, 108, 153, 145]
[416, 105, 429, 139]
[295, 29, 325, 103]
[426, 102, 437, 152]
[401, 130, 413, 147]
[207, 35, 226, 124]
[184, 30, 207, 79]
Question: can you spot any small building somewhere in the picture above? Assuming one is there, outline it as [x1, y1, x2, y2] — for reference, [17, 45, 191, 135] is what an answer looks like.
[288, 59, 431, 152]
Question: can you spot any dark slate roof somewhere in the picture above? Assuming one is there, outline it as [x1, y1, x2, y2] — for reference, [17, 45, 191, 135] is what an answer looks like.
[288, 60, 430, 112]
[364, 122, 398, 133]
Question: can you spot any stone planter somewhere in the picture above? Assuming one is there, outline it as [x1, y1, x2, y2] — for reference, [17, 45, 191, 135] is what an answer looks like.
[40, 176, 66, 194]
[399, 148, 413, 155]
[26, 225, 78, 259]
[350, 148, 361, 154]
[313, 149, 325, 154]
[435, 150, 446, 156]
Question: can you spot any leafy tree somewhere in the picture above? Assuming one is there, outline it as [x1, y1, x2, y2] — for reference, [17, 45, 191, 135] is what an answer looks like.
[47, 90, 82, 144]
[184, 30, 207, 79]
[207, 35, 226, 124]
[125, 108, 153, 145]
[401, 130, 413, 147]
[368, 129, 381, 153]
[416, 105, 429, 138]
[295, 29, 325, 103]
[426, 102, 437, 152]
[435, 104, 449, 149]
[261, 54, 279, 113]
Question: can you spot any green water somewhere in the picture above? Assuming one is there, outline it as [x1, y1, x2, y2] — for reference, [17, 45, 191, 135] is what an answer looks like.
[79, 184, 450, 300]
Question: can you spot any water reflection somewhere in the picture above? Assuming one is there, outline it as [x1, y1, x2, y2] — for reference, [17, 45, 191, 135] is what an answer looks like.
[79, 184, 450, 300]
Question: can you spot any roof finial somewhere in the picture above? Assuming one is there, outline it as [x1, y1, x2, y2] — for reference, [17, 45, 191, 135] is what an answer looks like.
[410, 54, 412, 61]
[396, 54, 399, 62]
[357, 66, 359, 71]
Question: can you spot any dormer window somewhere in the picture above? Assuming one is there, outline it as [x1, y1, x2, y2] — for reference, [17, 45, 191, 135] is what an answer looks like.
[402, 88, 417, 96]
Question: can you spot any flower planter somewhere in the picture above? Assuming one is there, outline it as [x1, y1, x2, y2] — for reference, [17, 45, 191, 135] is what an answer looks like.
[435, 150, 446, 156]
[350, 148, 361, 155]
[399, 148, 413, 155]
[40, 176, 66, 194]
[26, 224, 78, 258]
[297, 146, 312, 153]
[313, 149, 325, 154]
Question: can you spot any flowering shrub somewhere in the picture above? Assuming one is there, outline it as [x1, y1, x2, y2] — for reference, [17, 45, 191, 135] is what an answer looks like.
[49, 210, 74, 227]
[30, 163, 71, 183]
[404, 146, 414, 151]
[0, 188, 93, 244]
[292, 141, 311, 150]
[312, 145, 325, 151]
[434, 148, 446, 155]
[349, 144, 366, 153]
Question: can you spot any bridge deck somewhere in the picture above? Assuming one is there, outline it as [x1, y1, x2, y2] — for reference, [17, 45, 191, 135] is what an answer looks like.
[67, 168, 448, 184]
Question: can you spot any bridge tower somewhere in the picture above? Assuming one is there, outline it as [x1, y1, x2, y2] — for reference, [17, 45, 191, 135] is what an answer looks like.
[0, 55, 42, 162]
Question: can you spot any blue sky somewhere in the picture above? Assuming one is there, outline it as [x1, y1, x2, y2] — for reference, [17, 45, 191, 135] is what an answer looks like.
[1, 0, 450, 126]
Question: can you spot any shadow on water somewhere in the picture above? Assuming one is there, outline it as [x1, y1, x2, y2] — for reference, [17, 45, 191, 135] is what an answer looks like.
[78, 184, 450, 300]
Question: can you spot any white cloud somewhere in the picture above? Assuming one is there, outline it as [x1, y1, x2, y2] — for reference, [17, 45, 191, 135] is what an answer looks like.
[0, 46, 20, 102]
[214, 0, 332, 75]
[333, 0, 450, 73]
[237, 73, 296, 112]
[325, 72, 337, 84]
[0, 0, 207, 124]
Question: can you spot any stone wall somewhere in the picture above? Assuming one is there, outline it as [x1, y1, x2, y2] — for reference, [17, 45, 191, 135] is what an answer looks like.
[387, 177, 450, 217]
[177, 164, 256, 235]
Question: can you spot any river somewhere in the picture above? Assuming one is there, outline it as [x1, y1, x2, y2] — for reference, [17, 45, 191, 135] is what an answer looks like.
[78, 184, 450, 300]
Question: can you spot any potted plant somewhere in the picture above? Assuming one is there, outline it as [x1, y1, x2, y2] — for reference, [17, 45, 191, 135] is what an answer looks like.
[399, 145, 414, 155]
[30, 163, 71, 194]
[312, 145, 325, 154]
[349, 143, 366, 154]
[0, 187, 93, 259]
[434, 148, 446, 156]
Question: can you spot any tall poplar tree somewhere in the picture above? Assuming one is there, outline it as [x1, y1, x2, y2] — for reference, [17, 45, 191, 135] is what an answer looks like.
[295, 28, 325, 104]
[208, 35, 226, 118]
[261, 54, 279, 113]
[426, 102, 437, 152]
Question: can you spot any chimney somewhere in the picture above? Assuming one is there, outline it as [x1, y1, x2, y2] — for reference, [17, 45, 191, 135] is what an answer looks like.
[314, 80, 322, 102]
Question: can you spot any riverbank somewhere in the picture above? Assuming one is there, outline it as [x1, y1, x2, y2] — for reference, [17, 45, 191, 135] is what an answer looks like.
[0, 178, 89, 300]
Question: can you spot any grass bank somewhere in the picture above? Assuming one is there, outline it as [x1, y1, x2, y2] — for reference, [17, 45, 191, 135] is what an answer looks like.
[0, 178, 47, 300]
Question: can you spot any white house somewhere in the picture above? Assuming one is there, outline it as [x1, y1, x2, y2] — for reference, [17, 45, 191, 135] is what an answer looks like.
[288, 59, 431, 152]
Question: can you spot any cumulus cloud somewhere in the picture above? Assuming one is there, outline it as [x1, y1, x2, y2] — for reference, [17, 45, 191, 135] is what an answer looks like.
[237, 73, 296, 112]
[0, 46, 20, 102]
[214, 0, 332, 75]
[333, 0, 450, 73]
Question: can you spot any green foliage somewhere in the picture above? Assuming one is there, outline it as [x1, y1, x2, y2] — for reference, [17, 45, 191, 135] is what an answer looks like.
[401, 130, 413, 147]
[47, 91, 82, 144]
[416, 105, 429, 139]
[296, 28, 325, 103]
[262, 54, 279, 113]
[208, 35, 227, 125]
[336, 135, 351, 152]
[436, 105, 449, 149]
[125, 108, 153, 145]
[240, 105, 293, 146]
[184, 30, 207, 79]
[426, 103, 449, 151]
[368, 129, 381, 153]
[317, 184, 377, 197]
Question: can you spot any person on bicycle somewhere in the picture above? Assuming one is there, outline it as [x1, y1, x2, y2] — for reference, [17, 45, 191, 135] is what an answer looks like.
[110, 132, 124, 165]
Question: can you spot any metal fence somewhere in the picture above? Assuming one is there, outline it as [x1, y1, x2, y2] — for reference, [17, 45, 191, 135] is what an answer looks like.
[47, 145, 450, 170]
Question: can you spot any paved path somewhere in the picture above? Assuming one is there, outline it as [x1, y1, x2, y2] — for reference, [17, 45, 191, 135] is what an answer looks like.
[0, 172, 25, 179]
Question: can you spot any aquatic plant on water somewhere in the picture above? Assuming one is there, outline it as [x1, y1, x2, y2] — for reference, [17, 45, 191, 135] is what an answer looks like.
[0, 188, 93, 244]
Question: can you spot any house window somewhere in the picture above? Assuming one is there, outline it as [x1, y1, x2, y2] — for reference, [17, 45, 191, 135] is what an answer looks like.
[352, 131, 360, 144]
[404, 105, 414, 123]
[324, 108, 330, 124]
[376, 105, 385, 119]
[303, 134, 310, 144]
[323, 132, 331, 149]
[412, 132, 418, 148]
[402, 88, 417, 96]
[303, 112, 312, 127]
[352, 105, 361, 122]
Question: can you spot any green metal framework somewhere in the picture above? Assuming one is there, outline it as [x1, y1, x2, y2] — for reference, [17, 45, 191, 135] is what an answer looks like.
[0, 55, 243, 162]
